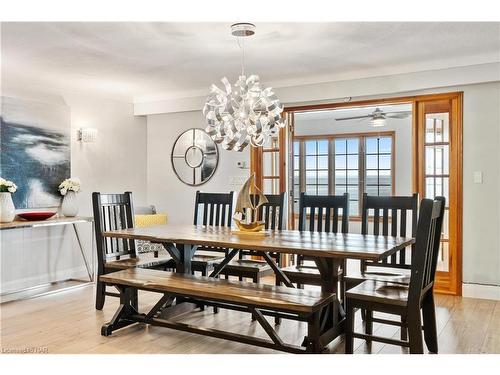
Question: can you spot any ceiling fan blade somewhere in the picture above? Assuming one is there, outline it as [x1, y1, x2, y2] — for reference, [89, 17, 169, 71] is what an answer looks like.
[386, 112, 411, 119]
[335, 115, 372, 121]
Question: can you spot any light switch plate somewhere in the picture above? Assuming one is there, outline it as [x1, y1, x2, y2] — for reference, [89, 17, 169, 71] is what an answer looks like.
[473, 171, 483, 184]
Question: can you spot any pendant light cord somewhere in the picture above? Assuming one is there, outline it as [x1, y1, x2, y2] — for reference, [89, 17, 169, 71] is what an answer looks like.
[237, 36, 245, 76]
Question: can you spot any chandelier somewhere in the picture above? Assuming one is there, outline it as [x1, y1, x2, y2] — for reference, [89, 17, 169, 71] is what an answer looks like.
[203, 23, 285, 152]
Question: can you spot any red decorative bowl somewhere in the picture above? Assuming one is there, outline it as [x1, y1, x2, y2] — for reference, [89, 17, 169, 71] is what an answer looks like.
[17, 212, 57, 221]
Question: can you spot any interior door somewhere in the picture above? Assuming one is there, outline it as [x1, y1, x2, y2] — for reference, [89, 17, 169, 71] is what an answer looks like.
[250, 127, 286, 195]
[415, 93, 463, 295]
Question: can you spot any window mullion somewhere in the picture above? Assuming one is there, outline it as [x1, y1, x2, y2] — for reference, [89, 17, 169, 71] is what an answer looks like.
[300, 140, 305, 193]
[329, 138, 334, 195]
[359, 136, 365, 215]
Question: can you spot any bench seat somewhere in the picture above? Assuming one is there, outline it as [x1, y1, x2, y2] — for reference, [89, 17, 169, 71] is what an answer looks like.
[100, 268, 333, 314]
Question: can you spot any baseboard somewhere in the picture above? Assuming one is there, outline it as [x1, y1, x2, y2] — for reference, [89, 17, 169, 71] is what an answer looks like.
[462, 283, 500, 301]
[0, 266, 90, 295]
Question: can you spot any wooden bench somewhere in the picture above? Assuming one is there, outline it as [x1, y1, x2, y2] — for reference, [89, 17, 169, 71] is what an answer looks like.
[100, 268, 335, 353]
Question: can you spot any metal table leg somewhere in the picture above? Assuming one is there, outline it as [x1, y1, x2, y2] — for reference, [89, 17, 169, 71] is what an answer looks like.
[72, 223, 93, 282]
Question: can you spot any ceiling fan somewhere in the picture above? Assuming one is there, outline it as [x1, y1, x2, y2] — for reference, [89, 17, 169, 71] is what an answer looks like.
[335, 107, 411, 127]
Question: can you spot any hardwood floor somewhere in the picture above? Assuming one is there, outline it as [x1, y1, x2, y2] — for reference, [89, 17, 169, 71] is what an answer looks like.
[1, 282, 499, 354]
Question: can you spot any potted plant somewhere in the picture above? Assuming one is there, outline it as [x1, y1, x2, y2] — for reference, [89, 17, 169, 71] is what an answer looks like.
[0, 177, 17, 223]
[59, 177, 81, 217]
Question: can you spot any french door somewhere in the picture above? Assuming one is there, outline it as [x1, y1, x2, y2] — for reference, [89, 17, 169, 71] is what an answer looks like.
[250, 127, 286, 195]
[415, 93, 463, 295]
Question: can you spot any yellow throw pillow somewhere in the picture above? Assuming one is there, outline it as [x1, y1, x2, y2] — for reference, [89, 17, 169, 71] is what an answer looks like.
[134, 213, 168, 228]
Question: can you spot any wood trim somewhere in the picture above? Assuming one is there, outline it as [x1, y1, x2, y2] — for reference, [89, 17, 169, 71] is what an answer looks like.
[452, 93, 464, 296]
[284, 92, 463, 113]
[293, 130, 396, 140]
[279, 126, 286, 193]
[250, 146, 262, 188]
[411, 100, 419, 193]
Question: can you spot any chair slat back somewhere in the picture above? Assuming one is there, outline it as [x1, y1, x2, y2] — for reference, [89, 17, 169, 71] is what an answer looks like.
[298, 193, 349, 233]
[296, 193, 349, 265]
[250, 192, 285, 230]
[361, 193, 419, 270]
[194, 191, 234, 255]
[193, 191, 234, 227]
[408, 196, 445, 305]
[239, 193, 285, 260]
[92, 192, 136, 265]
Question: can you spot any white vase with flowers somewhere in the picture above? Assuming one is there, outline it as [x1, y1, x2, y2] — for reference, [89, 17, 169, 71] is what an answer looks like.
[0, 177, 17, 223]
[59, 177, 81, 217]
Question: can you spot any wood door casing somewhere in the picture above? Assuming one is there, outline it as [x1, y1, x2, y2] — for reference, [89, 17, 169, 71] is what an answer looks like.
[415, 93, 463, 295]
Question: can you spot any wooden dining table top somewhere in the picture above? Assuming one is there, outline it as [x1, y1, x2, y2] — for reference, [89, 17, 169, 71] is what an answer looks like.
[103, 224, 414, 261]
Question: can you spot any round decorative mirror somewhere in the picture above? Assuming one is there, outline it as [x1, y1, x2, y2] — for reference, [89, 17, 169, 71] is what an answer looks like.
[171, 128, 219, 186]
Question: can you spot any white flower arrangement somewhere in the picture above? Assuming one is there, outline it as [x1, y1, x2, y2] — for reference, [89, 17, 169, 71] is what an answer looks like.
[0, 177, 17, 193]
[58, 177, 81, 196]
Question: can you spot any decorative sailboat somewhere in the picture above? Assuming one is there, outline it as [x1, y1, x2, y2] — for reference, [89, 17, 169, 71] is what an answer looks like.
[233, 173, 269, 233]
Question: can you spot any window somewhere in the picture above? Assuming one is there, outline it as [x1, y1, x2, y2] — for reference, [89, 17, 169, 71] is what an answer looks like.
[304, 140, 329, 196]
[293, 133, 394, 216]
[334, 138, 359, 215]
[365, 136, 393, 197]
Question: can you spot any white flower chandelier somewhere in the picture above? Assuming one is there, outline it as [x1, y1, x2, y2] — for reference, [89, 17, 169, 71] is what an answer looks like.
[203, 23, 285, 152]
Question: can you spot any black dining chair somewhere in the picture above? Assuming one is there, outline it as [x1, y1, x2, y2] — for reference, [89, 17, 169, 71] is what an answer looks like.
[345, 193, 419, 339]
[191, 191, 234, 276]
[92, 192, 175, 310]
[281, 192, 349, 290]
[344, 196, 445, 354]
[191, 191, 234, 312]
[358, 193, 419, 279]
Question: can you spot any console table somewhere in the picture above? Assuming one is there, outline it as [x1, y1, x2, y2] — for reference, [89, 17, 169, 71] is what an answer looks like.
[1, 216, 95, 299]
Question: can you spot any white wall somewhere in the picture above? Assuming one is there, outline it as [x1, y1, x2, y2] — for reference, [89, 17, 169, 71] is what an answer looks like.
[147, 111, 250, 225]
[134, 63, 500, 115]
[1, 89, 147, 293]
[458, 82, 500, 287]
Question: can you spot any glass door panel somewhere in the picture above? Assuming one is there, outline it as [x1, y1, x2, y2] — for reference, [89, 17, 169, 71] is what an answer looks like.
[424, 112, 450, 272]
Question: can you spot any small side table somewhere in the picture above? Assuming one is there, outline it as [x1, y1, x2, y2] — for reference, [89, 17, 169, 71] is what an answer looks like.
[0, 216, 95, 300]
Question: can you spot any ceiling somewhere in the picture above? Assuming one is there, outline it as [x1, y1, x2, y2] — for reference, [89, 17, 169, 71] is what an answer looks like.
[2, 22, 499, 102]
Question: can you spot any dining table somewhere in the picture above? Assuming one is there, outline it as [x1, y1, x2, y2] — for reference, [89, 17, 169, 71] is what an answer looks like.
[103, 224, 414, 347]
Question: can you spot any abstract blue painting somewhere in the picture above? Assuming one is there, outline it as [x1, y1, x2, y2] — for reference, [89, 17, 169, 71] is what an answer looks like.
[0, 96, 71, 208]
